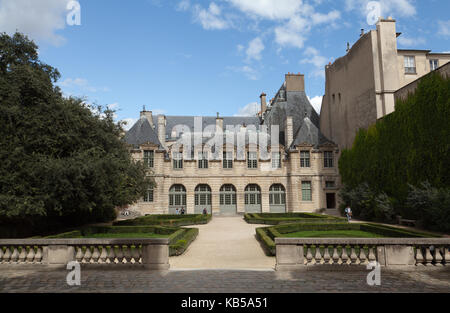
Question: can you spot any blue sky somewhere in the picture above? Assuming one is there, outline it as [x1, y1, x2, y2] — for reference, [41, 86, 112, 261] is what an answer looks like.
[1, 0, 449, 129]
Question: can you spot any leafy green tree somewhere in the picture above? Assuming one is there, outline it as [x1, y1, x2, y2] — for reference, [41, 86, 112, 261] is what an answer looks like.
[0, 33, 153, 237]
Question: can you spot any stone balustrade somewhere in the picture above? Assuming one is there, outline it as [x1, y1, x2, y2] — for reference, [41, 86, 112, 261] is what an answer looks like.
[275, 238, 450, 270]
[0, 239, 170, 270]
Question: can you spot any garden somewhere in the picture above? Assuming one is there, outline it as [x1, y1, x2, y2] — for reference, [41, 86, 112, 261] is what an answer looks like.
[244, 213, 347, 225]
[33, 214, 212, 256]
[256, 221, 440, 256]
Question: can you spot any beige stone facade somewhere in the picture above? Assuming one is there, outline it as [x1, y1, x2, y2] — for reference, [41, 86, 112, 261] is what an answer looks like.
[125, 75, 340, 216]
[320, 18, 450, 150]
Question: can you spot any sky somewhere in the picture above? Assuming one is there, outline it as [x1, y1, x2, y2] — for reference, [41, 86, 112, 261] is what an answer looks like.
[1, 0, 449, 129]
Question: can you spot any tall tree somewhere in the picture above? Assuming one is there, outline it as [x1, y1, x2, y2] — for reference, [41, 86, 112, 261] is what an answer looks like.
[0, 33, 153, 237]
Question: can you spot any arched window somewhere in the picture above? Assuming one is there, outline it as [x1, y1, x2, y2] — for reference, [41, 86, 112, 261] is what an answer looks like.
[195, 185, 211, 206]
[220, 185, 236, 206]
[269, 184, 286, 205]
[169, 185, 186, 207]
[245, 184, 261, 205]
[219, 185, 237, 215]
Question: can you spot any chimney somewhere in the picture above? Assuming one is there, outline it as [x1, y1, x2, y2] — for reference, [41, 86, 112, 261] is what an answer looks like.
[157, 115, 166, 149]
[140, 108, 154, 127]
[346, 42, 350, 52]
[260, 93, 267, 114]
[285, 73, 305, 92]
[360, 29, 364, 36]
[216, 113, 223, 133]
[285, 116, 294, 148]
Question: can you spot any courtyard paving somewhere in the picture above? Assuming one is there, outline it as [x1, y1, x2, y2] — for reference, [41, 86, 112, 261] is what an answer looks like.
[0, 268, 449, 293]
[170, 216, 275, 269]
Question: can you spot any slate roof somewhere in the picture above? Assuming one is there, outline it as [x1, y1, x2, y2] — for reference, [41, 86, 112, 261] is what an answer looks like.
[263, 90, 334, 149]
[124, 86, 335, 150]
[124, 116, 161, 148]
[151, 116, 261, 140]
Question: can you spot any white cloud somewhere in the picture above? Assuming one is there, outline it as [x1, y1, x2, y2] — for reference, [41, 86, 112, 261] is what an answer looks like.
[345, 0, 416, 18]
[246, 37, 265, 61]
[397, 36, 426, 47]
[0, 0, 71, 45]
[227, 0, 306, 20]
[234, 102, 259, 116]
[193, 2, 230, 30]
[308, 96, 323, 114]
[300, 47, 329, 78]
[59, 78, 110, 93]
[121, 118, 138, 131]
[176, 0, 190, 11]
[227, 65, 260, 80]
[438, 20, 450, 37]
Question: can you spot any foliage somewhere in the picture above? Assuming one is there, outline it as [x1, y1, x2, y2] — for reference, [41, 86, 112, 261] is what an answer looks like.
[114, 214, 212, 227]
[244, 213, 346, 225]
[339, 183, 395, 223]
[0, 32, 153, 238]
[406, 182, 450, 232]
[339, 71, 450, 229]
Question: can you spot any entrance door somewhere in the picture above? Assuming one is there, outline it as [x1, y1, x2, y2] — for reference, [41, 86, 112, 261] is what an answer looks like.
[326, 193, 336, 209]
[269, 184, 286, 213]
[245, 184, 262, 213]
[220, 185, 237, 215]
[169, 185, 187, 214]
[195, 185, 212, 214]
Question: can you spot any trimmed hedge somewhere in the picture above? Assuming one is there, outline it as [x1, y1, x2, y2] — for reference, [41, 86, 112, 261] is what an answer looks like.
[257, 222, 440, 256]
[44, 225, 199, 256]
[244, 213, 347, 225]
[114, 214, 212, 227]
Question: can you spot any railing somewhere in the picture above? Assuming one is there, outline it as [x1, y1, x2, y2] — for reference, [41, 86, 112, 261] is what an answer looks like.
[275, 238, 450, 270]
[0, 239, 170, 270]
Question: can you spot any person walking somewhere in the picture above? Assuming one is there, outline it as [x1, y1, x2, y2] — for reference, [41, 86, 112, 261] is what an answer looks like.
[345, 205, 352, 222]
[175, 208, 179, 215]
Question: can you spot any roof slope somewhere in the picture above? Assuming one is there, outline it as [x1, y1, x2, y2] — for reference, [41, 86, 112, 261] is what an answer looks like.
[264, 90, 334, 148]
[124, 116, 161, 147]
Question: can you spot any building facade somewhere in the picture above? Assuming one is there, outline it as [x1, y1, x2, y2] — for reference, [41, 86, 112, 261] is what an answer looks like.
[124, 74, 340, 216]
[320, 17, 450, 149]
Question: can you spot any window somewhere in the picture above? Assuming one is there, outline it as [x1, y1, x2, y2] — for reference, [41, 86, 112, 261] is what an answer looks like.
[404, 56, 416, 74]
[245, 185, 261, 205]
[198, 152, 208, 169]
[430, 59, 439, 71]
[302, 181, 312, 201]
[195, 185, 211, 206]
[220, 185, 236, 205]
[143, 150, 154, 168]
[272, 152, 281, 169]
[326, 181, 336, 188]
[247, 152, 258, 169]
[169, 185, 186, 207]
[269, 184, 286, 205]
[143, 187, 154, 202]
[223, 151, 233, 169]
[172, 152, 183, 169]
[300, 151, 310, 168]
[324, 151, 334, 168]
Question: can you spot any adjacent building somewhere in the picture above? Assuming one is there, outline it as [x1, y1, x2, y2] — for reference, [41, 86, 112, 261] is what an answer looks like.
[320, 17, 450, 149]
[124, 74, 340, 216]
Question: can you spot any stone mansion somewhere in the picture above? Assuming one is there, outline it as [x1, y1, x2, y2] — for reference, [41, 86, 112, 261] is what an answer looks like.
[124, 73, 340, 216]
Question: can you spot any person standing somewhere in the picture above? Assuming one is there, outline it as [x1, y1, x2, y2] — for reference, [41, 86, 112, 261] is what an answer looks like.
[345, 205, 352, 222]
[175, 208, 179, 215]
